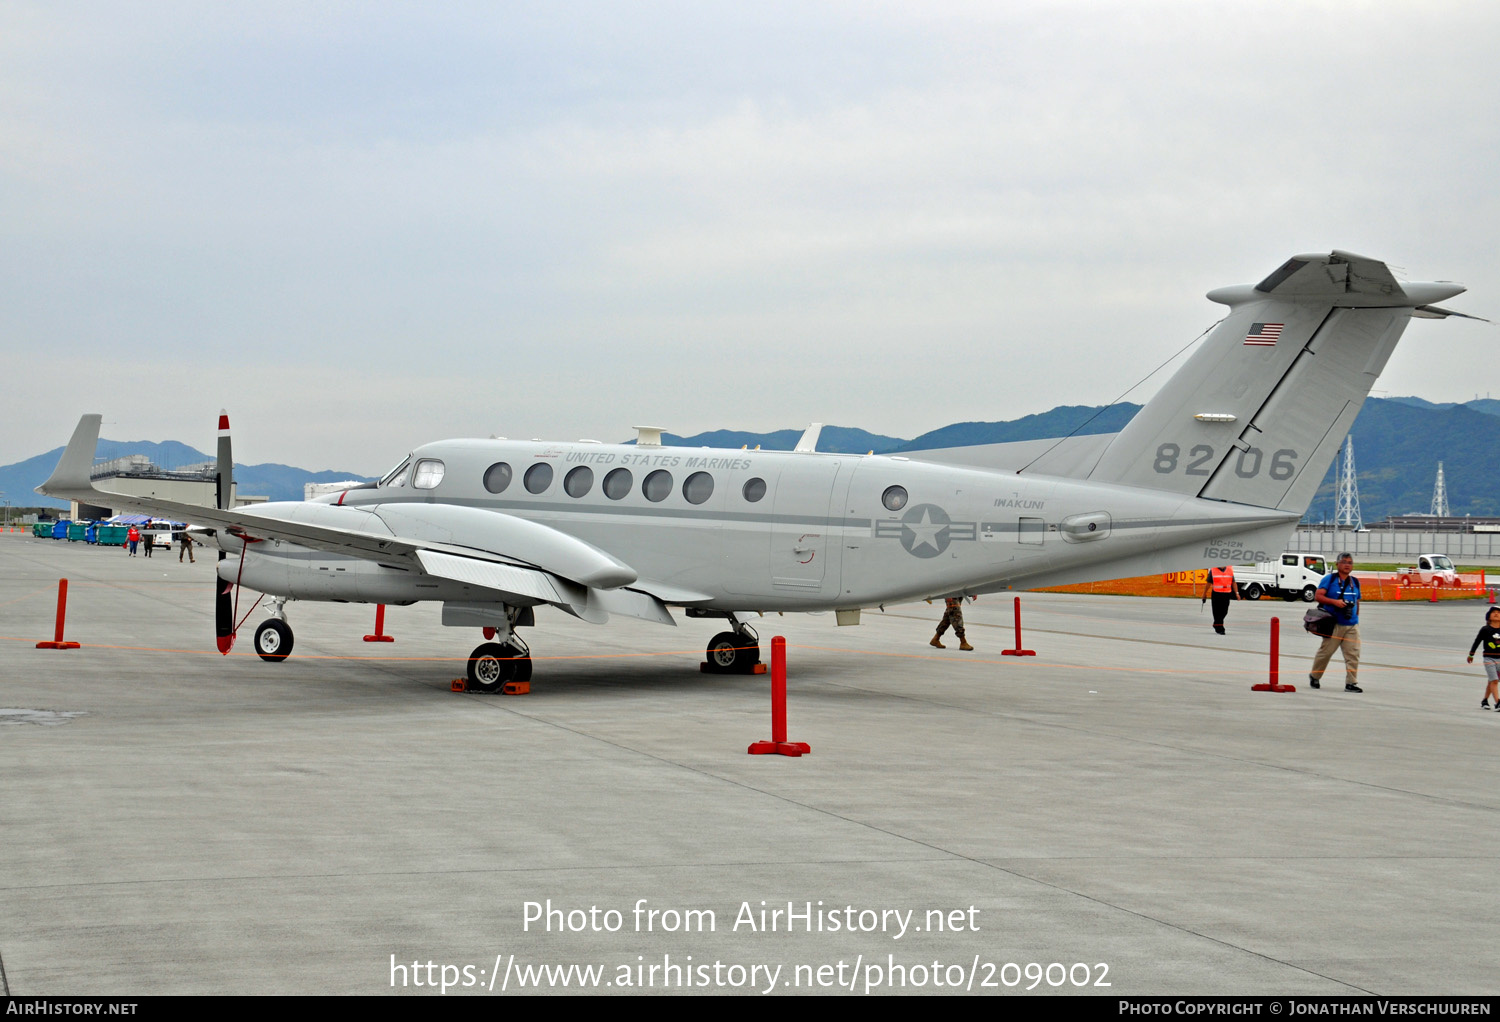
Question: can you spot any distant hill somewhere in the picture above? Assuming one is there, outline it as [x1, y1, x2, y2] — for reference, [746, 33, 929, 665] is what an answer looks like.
[3, 441, 374, 509]
[637, 426, 907, 454]
[6, 397, 1497, 521]
[1385, 396, 1500, 417]
[896, 404, 1142, 451]
[1304, 400, 1500, 522]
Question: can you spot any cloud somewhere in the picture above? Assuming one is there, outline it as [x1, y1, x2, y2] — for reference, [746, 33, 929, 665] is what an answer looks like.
[2, 2, 1497, 468]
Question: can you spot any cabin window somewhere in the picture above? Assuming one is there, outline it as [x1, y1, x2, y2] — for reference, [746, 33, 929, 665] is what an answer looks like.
[742, 477, 767, 502]
[564, 466, 594, 498]
[683, 472, 714, 505]
[524, 463, 554, 494]
[412, 459, 445, 489]
[882, 485, 908, 512]
[603, 468, 633, 500]
[1283, 555, 1297, 566]
[483, 462, 512, 494]
[643, 469, 673, 502]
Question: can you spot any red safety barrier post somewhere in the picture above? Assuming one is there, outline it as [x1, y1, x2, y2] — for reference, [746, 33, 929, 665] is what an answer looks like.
[36, 578, 81, 650]
[748, 636, 810, 757]
[363, 603, 395, 642]
[1252, 616, 1295, 692]
[1000, 596, 1036, 656]
[1430, 585, 1439, 604]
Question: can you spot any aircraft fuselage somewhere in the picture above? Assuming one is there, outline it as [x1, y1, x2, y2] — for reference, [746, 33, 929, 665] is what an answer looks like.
[221, 437, 1296, 615]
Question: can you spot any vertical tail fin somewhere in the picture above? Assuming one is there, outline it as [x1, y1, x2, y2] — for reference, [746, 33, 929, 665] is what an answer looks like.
[1087, 251, 1466, 513]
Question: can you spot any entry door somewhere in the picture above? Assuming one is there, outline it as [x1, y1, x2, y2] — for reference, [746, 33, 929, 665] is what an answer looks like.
[769, 461, 842, 598]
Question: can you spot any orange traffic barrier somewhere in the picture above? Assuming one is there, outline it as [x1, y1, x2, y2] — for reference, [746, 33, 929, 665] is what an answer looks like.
[363, 603, 395, 642]
[1000, 596, 1036, 656]
[36, 578, 81, 650]
[1252, 616, 1295, 692]
[749, 636, 809, 757]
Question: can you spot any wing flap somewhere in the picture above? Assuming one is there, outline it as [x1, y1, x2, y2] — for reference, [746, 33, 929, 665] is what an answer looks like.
[589, 587, 677, 626]
[416, 550, 568, 605]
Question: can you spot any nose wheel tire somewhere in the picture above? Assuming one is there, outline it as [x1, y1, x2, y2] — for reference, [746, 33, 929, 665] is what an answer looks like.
[254, 619, 294, 662]
[467, 641, 532, 693]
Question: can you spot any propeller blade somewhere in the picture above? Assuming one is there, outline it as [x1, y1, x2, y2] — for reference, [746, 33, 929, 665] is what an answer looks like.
[215, 410, 233, 511]
[215, 411, 236, 654]
[215, 578, 235, 654]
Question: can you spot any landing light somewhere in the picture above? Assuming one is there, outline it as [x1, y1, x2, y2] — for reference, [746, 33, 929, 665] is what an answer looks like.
[1194, 413, 1237, 423]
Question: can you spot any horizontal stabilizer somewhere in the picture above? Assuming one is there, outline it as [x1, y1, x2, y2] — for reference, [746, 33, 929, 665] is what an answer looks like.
[1087, 251, 1467, 515]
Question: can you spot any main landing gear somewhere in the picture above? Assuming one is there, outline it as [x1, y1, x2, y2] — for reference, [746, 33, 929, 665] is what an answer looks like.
[702, 614, 762, 674]
[462, 606, 534, 693]
[466, 638, 533, 694]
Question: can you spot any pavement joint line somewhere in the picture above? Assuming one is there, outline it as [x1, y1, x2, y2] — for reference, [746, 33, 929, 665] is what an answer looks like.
[463, 696, 1373, 991]
[798, 673, 1500, 816]
[0, 857, 957, 893]
[885, 612, 1472, 678]
[968, 858, 1375, 995]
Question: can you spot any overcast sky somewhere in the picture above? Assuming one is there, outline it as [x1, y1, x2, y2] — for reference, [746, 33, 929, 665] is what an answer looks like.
[3, 1, 1497, 476]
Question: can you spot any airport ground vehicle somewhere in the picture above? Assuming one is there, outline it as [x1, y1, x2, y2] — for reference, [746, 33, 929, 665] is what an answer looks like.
[1233, 553, 1329, 601]
[1397, 555, 1459, 586]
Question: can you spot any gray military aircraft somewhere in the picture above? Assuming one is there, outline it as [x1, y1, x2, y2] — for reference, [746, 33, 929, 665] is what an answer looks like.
[39, 251, 1472, 690]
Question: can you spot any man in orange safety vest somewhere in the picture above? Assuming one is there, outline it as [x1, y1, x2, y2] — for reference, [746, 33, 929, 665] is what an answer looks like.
[1202, 565, 1241, 635]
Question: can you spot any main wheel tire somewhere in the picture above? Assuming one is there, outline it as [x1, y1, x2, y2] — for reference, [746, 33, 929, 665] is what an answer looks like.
[467, 642, 516, 694]
[706, 631, 759, 672]
[1243, 583, 1263, 601]
[1301, 585, 1317, 602]
[254, 619, 294, 662]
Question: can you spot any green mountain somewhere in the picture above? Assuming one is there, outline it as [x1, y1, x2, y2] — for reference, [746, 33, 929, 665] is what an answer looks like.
[640, 426, 906, 454]
[7, 398, 1493, 522]
[896, 404, 1143, 451]
[1304, 400, 1500, 522]
[4, 442, 373, 510]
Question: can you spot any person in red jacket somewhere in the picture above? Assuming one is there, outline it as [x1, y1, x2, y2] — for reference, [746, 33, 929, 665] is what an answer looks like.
[126, 525, 140, 557]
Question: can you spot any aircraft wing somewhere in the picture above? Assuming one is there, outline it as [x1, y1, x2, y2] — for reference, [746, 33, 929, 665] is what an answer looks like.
[37, 415, 681, 624]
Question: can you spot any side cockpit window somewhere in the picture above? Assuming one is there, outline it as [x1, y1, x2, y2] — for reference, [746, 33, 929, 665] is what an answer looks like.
[412, 459, 446, 489]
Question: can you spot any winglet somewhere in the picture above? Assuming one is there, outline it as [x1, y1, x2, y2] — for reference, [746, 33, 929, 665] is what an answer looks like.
[37, 415, 103, 500]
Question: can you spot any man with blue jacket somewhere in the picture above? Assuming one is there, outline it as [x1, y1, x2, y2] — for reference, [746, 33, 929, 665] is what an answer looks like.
[1310, 552, 1362, 693]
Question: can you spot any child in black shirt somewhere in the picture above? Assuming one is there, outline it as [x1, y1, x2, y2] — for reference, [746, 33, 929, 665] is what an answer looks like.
[1466, 606, 1500, 709]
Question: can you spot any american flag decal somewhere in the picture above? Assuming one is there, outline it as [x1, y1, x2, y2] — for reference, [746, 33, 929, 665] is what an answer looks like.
[1244, 323, 1283, 346]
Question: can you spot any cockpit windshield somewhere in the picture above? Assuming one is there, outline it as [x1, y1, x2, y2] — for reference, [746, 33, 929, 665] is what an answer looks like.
[381, 457, 412, 488]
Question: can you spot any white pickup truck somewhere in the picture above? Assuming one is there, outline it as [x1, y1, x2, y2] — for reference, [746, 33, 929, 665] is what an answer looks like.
[1396, 555, 1459, 587]
[1229, 553, 1330, 602]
